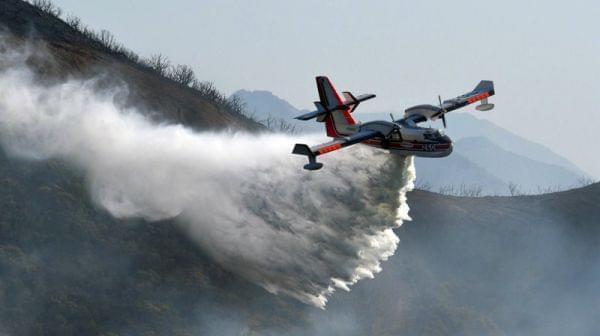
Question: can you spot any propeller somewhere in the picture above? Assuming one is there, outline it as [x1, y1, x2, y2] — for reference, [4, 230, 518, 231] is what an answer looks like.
[438, 95, 447, 128]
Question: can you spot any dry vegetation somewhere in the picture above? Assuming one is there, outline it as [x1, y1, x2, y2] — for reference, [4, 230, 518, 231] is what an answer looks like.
[26, 0, 266, 130]
[415, 177, 597, 197]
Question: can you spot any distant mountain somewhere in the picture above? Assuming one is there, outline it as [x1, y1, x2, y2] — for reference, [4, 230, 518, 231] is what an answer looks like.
[455, 137, 583, 193]
[231, 89, 321, 133]
[232, 89, 301, 119]
[417, 136, 585, 195]
[234, 90, 587, 194]
[414, 154, 508, 195]
[446, 113, 586, 176]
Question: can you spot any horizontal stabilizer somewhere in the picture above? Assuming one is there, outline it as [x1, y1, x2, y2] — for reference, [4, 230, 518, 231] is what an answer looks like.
[342, 92, 376, 112]
[294, 93, 376, 120]
[292, 143, 313, 156]
[295, 109, 326, 121]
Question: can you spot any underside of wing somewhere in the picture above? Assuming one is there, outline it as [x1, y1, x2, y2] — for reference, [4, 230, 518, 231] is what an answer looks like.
[292, 130, 381, 170]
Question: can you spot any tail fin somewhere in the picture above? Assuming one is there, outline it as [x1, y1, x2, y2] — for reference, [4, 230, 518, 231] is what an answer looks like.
[473, 80, 495, 94]
[316, 76, 357, 137]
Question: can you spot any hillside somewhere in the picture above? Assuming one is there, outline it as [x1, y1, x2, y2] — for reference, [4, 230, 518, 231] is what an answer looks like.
[2, 141, 597, 335]
[0, 2, 598, 336]
[320, 183, 600, 335]
[0, 148, 305, 335]
[0, 0, 259, 131]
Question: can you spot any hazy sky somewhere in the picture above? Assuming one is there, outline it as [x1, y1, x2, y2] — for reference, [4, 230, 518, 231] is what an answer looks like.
[52, 0, 600, 177]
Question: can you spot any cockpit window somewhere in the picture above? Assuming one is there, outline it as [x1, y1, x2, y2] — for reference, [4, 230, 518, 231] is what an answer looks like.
[424, 130, 444, 140]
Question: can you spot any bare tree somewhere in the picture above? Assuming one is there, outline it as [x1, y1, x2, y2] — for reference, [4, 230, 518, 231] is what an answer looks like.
[459, 184, 482, 197]
[258, 115, 296, 134]
[438, 185, 455, 195]
[26, 0, 251, 122]
[143, 54, 171, 77]
[508, 182, 521, 196]
[438, 184, 483, 197]
[31, 0, 245, 125]
[226, 95, 252, 118]
[260, 115, 274, 129]
[65, 15, 81, 30]
[170, 65, 196, 87]
[80, 25, 96, 40]
[277, 119, 296, 134]
[31, 0, 62, 18]
[577, 175, 596, 187]
[121, 50, 140, 63]
[415, 180, 433, 192]
[98, 30, 118, 50]
[193, 81, 221, 100]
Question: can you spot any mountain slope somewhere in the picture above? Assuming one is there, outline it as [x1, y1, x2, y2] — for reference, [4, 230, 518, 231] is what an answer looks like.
[321, 183, 600, 335]
[455, 136, 584, 193]
[2, 143, 597, 335]
[1, 0, 259, 131]
[446, 113, 586, 176]
[0, 149, 304, 336]
[232, 89, 302, 120]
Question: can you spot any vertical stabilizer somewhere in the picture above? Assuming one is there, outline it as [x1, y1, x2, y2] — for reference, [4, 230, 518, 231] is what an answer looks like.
[315, 76, 357, 137]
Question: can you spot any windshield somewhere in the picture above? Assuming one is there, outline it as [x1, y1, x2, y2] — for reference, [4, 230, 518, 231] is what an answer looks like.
[424, 129, 444, 141]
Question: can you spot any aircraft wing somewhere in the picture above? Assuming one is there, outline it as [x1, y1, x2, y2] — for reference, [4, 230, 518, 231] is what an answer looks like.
[292, 130, 381, 170]
[402, 80, 495, 126]
[440, 80, 495, 113]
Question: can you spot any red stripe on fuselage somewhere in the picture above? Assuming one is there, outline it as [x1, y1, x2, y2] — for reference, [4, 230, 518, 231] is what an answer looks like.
[318, 143, 343, 154]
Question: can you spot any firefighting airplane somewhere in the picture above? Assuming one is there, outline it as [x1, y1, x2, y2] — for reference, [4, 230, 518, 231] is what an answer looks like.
[292, 76, 495, 170]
